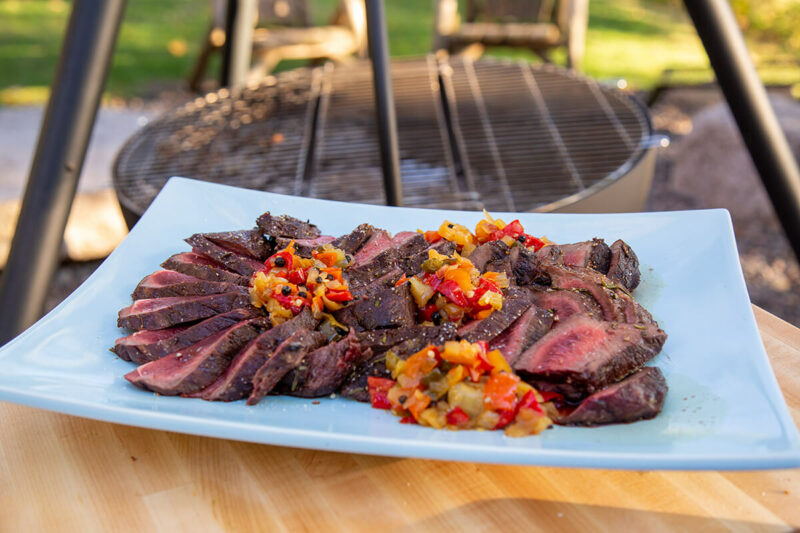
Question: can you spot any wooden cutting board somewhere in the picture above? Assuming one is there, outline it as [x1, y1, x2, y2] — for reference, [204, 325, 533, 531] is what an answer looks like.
[1, 305, 798, 531]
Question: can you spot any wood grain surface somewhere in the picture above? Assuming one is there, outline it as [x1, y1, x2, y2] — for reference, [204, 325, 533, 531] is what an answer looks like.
[1, 306, 798, 532]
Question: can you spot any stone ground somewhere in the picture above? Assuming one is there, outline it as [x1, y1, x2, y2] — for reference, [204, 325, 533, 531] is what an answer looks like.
[7, 85, 799, 325]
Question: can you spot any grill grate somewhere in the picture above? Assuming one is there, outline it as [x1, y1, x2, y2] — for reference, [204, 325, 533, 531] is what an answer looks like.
[114, 56, 652, 218]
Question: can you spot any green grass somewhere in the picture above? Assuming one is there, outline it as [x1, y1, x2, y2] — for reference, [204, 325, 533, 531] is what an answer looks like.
[0, 0, 797, 106]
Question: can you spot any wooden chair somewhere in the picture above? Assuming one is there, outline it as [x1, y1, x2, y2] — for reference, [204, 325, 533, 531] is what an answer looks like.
[190, 0, 366, 91]
[433, 0, 589, 70]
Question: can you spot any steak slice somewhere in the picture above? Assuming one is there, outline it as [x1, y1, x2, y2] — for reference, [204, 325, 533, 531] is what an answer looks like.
[343, 246, 399, 289]
[199, 309, 318, 401]
[557, 239, 612, 273]
[392, 231, 428, 257]
[279, 331, 372, 397]
[558, 366, 667, 426]
[540, 264, 632, 324]
[467, 241, 509, 273]
[528, 288, 602, 322]
[348, 267, 404, 299]
[275, 235, 335, 257]
[185, 234, 264, 276]
[124, 318, 268, 395]
[161, 252, 249, 286]
[511, 247, 549, 286]
[132, 270, 246, 300]
[514, 314, 667, 401]
[202, 228, 270, 260]
[112, 308, 261, 364]
[334, 283, 415, 331]
[405, 240, 456, 275]
[607, 239, 641, 292]
[458, 288, 533, 343]
[489, 304, 554, 366]
[353, 229, 393, 264]
[330, 223, 376, 255]
[117, 292, 252, 330]
[256, 212, 320, 239]
[247, 330, 327, 405]
[356, 323, 457, 355]
[342, 324, 458, 401]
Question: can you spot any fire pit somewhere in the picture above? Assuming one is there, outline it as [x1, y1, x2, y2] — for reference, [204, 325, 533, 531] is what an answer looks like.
[113, 56, 655, 225]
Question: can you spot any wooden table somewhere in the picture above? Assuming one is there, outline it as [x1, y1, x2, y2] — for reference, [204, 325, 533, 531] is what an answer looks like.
[2, 306, 798, 531]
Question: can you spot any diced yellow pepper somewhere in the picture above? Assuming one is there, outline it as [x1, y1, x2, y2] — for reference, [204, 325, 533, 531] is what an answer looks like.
[487, 349, 511, 374]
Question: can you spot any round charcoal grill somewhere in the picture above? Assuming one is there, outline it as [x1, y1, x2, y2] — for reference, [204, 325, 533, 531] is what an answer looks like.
[114, 56, 656, 225]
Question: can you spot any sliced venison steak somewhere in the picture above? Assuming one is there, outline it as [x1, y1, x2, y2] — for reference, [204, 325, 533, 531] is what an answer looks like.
[161, 252, 249, 286]
[257, 212, 320, 239]
[528, 288, 602, 322]
[112, 308, 261, 364]
[330, 223, 376, 255]
[514, 314, 667, 401]
[334, 283, 415, 331]
[185, 234, 264, 276]
[489, 304, 554, 366]
[199, 309, 318, 402]
[458, 288, 533, 343]
[606, 239, 641, 292]
[125, 318, 268, 395]
[247, 329, 327, 405]
[132, 270, 246, 300]
[117, 292, 252, 331]
[280, 331, 372, 397]
[557, 238, 612, 273]
[558, 366, 667, 426]
[202, 228, 270, 260]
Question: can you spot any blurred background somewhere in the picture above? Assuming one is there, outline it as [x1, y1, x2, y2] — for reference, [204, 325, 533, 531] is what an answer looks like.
[0, 0, 798, 324]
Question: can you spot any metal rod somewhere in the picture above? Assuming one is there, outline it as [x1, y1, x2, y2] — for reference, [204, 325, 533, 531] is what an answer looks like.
[364, 0, 403, 206]
[220, 0, 238, 86]
[684, 0, 800, 261]
[0, 0, 126, 345]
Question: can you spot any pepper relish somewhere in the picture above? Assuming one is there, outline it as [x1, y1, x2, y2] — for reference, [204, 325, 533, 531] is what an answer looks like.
[249, 241, 354, 324]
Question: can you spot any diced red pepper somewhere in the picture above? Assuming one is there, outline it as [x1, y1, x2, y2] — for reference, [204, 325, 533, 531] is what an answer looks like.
[517, 389, 543, 414]
[423, 230, 442, 243]
[325, 289, 353, 302]
[484, 373, 520, 412]
[525, 235, 545, 251]
[399, 416, 417, 424]
[367, 377, 395, 410]
[490, 219, 525, 241]
[538, 390, 564, 406]
[494, 409, 516, 429]
[437, 280, 469, 307]
[422, 272, 442, 291]
[394, 274, 409, 287]
[446, 406, 470, 427]
[286, 269, 306, 285]
[272, 292, 305, 314]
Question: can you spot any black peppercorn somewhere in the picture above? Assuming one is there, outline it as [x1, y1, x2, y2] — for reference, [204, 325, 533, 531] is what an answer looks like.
[298, 291, 307, 298]
[448, 223, 454, 228]
[274, 256, 286, 267]
[281, 285, 291, 296]
[316, 276, 323, 284]
[517, 235, 526, 243]
[431, 311, 442, 326]
[398, 395, 408, 404]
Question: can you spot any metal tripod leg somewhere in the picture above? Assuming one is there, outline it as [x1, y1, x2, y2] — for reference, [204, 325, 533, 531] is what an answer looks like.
[0, 0, 126, 345]
[685, 0, 800, 260]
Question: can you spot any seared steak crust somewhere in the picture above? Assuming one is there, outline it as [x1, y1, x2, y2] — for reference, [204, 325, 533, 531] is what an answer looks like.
[558, 366, 667, 425]
[607, 239, 641, 292]
[117, 292, 252, 331]
[257, 212, 321, 239]
[161, 252, 249, 286]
